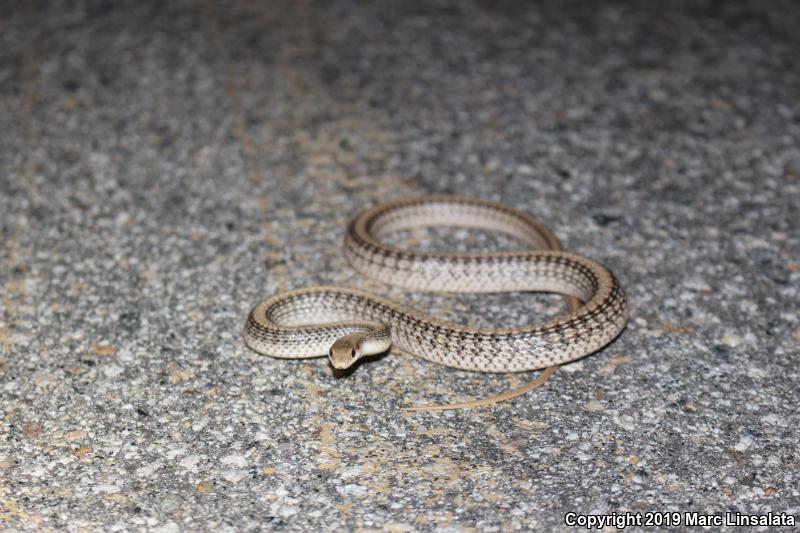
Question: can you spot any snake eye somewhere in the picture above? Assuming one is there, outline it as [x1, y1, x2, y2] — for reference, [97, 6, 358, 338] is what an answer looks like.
[350, 349, 356, 358]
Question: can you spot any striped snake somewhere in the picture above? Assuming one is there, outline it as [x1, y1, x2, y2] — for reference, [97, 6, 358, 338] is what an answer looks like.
[244, 196, 628, 409]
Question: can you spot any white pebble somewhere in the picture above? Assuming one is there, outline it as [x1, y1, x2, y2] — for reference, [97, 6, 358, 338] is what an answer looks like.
[93, 484, 121, 494]
[337, 484, 367, 497]
[103, 364, 124, 378]
[221, 454, 248, 467]
[734, 435, 753, 451]
[179, 454, 202, 469]
[684, 277, 711, 292]
[222, 470, 247, 483]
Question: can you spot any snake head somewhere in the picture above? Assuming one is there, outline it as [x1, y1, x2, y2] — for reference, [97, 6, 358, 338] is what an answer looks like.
[328, 334, 365, 370]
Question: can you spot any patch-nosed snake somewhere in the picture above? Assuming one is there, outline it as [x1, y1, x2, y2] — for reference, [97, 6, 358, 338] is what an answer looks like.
[244, 196, 628, 411]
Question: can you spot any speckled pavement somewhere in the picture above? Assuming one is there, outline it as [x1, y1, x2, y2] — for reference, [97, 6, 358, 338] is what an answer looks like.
[1, 1, 799, 531]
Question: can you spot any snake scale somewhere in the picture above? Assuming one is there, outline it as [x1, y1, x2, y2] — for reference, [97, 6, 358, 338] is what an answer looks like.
[244, 196, 628, 403]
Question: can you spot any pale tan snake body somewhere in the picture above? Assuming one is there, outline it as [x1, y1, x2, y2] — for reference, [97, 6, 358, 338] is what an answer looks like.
[244, 196, 628, 399]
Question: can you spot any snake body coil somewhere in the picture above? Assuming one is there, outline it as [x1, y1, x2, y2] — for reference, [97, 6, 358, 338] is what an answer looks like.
[244, 196, 628, 373]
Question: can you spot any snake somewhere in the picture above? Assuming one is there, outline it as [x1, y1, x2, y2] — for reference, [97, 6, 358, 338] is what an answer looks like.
[244, 196, 628, 408]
